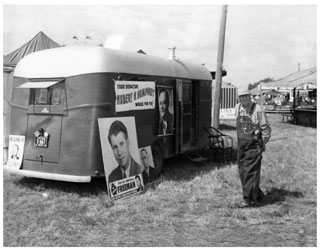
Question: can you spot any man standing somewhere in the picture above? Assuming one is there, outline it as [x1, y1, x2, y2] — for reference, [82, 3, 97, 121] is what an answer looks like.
[108, 120, 142, 183]
[158, 88, 173, 135]
[235, 88, 271, 207]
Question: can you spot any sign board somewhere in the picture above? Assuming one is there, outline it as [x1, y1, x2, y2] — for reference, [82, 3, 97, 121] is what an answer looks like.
[109, 174, 144, 200]
[115, 81, 155, 112]
[219, 108, 236, 120]
[7, 135, 25, 169]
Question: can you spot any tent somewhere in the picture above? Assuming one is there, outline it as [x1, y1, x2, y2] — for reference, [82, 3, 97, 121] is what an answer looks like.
[137, 49, 146, 54]
[3, 31, 60, 149]
[4, 31, 60, 70]
[260, 67, 316, 90]
[292, 73, 317, 90]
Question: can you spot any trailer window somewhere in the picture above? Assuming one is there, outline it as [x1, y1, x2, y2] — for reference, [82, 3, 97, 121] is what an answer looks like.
[31, 82, 66, 106]
[183, 83, 191, 102]
[35, 88, 49, 104]
[50, 83, 65, 105]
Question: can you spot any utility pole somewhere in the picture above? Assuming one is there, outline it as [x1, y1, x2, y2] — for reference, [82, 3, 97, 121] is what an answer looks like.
[212, 5, 228, 128]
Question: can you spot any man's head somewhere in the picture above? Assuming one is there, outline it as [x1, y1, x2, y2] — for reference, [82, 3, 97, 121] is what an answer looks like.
[159, 88, 170, 118]
[12, 144, 19, 156]
[135, 175, 142, 188]
[108, 120, 130, 169]
[140, 148, 149, 170]
[238, 88, 251, 107]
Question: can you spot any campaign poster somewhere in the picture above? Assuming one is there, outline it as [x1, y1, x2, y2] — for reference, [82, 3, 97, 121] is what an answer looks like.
[115, 80, 155, 112]
[98, 116, 144, 200]
[109, 174, 144, 200]
[157, 86, 174, 136]
[139, 146, 155, 183]
[7, 135, 25, 169]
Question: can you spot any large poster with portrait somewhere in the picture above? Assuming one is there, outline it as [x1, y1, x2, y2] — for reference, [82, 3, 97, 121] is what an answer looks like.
[98, 117, 144, 200]
[157, 86, 174, 136]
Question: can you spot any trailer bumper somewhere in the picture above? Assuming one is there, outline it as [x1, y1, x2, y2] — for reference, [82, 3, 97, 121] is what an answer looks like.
[3, 165, 91, 183]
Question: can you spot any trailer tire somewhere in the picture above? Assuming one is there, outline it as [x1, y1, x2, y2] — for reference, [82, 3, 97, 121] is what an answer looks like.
[151, 143, 163, 178]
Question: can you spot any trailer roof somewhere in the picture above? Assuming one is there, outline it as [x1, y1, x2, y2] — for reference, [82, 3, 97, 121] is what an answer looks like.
[14, 46, 212, 81]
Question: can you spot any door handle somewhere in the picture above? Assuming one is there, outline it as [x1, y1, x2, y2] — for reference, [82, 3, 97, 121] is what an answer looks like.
[36, 154, 44, 164]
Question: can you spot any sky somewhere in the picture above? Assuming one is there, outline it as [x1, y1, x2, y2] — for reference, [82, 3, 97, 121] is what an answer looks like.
[2, 2, 318, 88]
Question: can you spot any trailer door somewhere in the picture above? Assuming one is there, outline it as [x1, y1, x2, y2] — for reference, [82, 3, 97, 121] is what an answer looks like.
[18, 81, 65, 166]
[177, 79, 194, 152]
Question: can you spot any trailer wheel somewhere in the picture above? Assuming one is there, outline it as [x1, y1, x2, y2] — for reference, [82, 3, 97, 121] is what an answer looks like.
[151, 144, 163, 178]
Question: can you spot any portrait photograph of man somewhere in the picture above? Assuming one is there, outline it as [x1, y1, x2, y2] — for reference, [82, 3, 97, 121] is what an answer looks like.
[98, 117, 143, 185]
[139, 146, 155, 183]
[135, 175, 144, 192]
[11, 144, 20, 160]
[157, 87, 174, 136]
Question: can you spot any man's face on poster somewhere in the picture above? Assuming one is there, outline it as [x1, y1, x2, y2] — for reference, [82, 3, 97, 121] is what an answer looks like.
[141, 150, 149, 170]
[13, 144, 19, 156]
[159, 91, 169, 118]
[110, 131, 130, 169]
[135, 176, 141, 188]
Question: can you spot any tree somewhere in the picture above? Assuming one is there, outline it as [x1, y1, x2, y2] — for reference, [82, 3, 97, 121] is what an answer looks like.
[248, 77, 274, 90]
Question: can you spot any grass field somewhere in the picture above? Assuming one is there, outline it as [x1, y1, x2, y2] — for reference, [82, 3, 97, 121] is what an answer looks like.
[3, 113, 317, 247]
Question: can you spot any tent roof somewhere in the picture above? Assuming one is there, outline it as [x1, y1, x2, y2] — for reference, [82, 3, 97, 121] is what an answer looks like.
[261, 67, 317, 89]
[3, 31, 60, 68]
[288, 73, 317, 89]
[250, 86, 286, 96]
[137, 49, 146, 54]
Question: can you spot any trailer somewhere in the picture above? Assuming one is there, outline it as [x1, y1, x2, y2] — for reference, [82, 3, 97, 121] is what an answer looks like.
[5, 46, 212, 182]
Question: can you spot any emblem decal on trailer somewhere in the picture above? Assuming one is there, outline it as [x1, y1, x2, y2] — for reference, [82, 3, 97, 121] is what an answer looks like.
[34, 128, 49, 148]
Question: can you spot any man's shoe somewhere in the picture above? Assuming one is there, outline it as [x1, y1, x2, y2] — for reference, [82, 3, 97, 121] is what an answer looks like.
[236, 200, 253, 208]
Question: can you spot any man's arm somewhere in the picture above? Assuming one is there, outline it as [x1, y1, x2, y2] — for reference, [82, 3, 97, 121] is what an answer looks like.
[258, 109, 271, 145]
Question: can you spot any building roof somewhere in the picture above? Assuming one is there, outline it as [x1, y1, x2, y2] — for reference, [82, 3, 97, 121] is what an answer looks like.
[14, 46, 212, 81]
[221, 82, 237, 88]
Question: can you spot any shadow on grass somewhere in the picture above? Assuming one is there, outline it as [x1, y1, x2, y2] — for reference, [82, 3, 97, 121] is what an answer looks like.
[261, 187, 304, 205]
[13, 146, 239, 195]
[14, 154, 236, 195]
[161, 154, 235, 182]
[16, 176, 108, 196]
